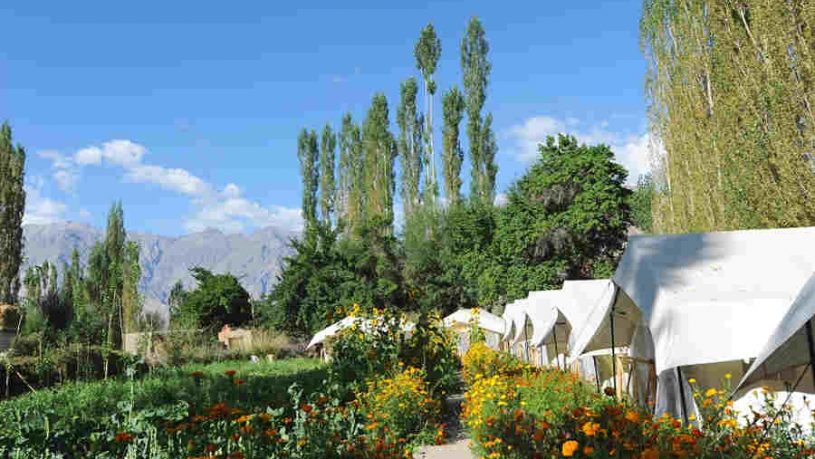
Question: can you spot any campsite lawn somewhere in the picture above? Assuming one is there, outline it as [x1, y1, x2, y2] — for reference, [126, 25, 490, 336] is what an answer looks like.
[0, 357, 326, 456]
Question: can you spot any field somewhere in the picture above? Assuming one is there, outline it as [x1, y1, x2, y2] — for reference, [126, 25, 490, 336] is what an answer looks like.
[0, 358, 326, 457]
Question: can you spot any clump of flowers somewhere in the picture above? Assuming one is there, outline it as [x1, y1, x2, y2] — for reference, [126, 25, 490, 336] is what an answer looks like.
[461, 341, 527, 387]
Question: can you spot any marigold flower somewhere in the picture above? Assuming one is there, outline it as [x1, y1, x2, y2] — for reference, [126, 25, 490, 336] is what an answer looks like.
[225, 370, 237, 377]
[581, 421, 601, 437]
[233, 379, 246, 386]
[113, 431, 133, 443]
[562, 440, 579, 457]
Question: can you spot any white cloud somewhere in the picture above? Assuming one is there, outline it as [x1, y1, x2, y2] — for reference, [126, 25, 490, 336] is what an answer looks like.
[38, 139, 302, 234]
[23, 177, 68, 225]
[38, 150, 78, 193]
[125, 164, 211, 196]
[506, 116, 653, 184]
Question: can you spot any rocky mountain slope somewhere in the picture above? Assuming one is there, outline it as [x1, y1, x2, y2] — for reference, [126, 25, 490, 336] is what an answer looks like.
[22, 222, 297, 307]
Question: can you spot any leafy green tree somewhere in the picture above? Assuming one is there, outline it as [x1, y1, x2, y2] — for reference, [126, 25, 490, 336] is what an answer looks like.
[415, 23, 442, 206]
[482, 134, 631, 306]
[397, 77, 423, 218]
[121, 240, 141, 334]
[0, 122, 26, 305]
[442, 86, 465, 205]
[630, 174, 654, 233]
[362, 93, 397, 235]
[338, 114, 365, 236]
[461, 17, 492, 205]
[297, 128, 320, 235]
[174, 267, 252, 330]
[319, 123, 336, 225]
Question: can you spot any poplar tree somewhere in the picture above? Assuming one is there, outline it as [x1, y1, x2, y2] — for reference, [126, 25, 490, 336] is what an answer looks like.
[642, 0, 815, 232]
[297, 129, 320, 234]
[461, 17, 493, 205]
[362, 93, 397, 233]
[442, 86, 465, 205]
[0, 122, 26, 305]
[415, 23, 442, 206]
[481, 113, 498, 205]
[121, 240, 141, 335]
[338, 114, 365, 236]
[319, 124, 337, 225]
[397, 77, 423, 218]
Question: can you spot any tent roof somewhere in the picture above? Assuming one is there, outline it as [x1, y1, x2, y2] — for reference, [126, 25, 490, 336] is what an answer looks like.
[562, 279, 618, 358]
[443, 309, 506, 335]
[501, 300, 527, 341]
[612, 226, 815, 375]
[307, 316, 359, 349]
[737, 273, 815, 395]
[526, 290, 563, 347]
[306, 316, 415, 350]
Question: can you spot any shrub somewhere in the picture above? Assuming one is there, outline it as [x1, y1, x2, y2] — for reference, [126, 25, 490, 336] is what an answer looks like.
[461, 341, 526, 386]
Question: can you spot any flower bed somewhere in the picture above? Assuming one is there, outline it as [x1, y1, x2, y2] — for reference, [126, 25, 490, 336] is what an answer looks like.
[462, 346, 815, 459]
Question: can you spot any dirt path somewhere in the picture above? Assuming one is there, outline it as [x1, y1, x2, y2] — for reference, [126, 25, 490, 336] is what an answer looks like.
[415, 394, 476, 459]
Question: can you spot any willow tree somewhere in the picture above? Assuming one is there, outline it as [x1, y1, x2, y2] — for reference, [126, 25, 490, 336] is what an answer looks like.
[319, 124, 337, 226]
[297, 129, 320, 234]
[442, 86, 465, 205]
[461, 17, 495, 205]
[362, 93, 398, 234]
[338, 114, 365, 236]
[415, 23, 442, 206]
[0, 122, 26, 305]
[398, 78, 423, 218]
[642, 0, 815, 233]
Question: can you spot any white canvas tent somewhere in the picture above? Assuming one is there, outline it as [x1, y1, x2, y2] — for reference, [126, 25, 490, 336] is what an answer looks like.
[307, 316, 360, 350]
[502, 299, 530, 345]
[737, 273, 815, 394]
[574, 227, 815, 418]
[443, 309, 506, 335]
[525, 290, 567, 367]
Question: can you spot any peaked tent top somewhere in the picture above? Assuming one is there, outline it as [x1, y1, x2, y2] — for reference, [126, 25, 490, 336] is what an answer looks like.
[526, 290, 564, 347]
[443, 308, 507, 335]
[612, 226, 815, 374]
[307, 316, 359, 349]
[737, 273, 815, 395]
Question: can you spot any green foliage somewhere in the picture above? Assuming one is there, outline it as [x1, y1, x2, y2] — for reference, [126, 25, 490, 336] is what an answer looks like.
[362, 93, 398, 235]
[0, 121, 26, 305]
[642, 0, 815, 233]
[480, 134, 631, 306]
[461, 17, 493, 205]
[398, 77, 423, 218]
[320, 123, 337, 225]
[337, 113, 365, 237]
[173, 267, 252, 331]
[0, 358, 326, 457]
[298, 128, 320, 234]
[415, 23, 442, 206]
[441, 86, 465, 205]
[630, 174, 654, 233]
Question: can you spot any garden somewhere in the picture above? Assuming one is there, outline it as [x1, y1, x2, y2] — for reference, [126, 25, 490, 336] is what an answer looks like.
[0, 307, 459, 458]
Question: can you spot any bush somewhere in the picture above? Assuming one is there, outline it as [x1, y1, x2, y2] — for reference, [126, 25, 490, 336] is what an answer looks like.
[462, 346, 815, 459]
[360, 367, 443, 446]
[461, 341, 526, 386]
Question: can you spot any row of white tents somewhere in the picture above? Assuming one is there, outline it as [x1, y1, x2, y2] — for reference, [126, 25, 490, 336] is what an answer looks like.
[305, 226, 815, 423]
[443, 226, 815, 423]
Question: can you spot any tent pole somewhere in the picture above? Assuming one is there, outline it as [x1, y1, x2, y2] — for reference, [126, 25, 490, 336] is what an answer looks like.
[523, 318, 530, 363]
[806, 319, 815, 390]
[676, 366, 689, 425]
[593, 355, 601, 393]
[553, 323, 561, 370]
[610, 303, 617, 397]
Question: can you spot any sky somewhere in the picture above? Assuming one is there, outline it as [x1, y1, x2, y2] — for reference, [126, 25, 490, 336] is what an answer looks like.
[0, 1, 649, 236]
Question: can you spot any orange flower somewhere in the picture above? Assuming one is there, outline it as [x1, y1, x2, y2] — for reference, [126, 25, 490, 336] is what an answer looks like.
[562, 440, 579, 457]
[641, 447, 660, 459]
[191, 371, 204, 378]
[581, 422, 600, 437]
[301, 403, 313, 413]
[625, 410, 640, 423]
[583, 445, 595, 455]
[233, 379, 246, 386]
[114, 431, 133, 443]
[225, 370, 237, 377]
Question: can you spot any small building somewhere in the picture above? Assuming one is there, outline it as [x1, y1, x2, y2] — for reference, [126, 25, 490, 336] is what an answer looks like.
[218, 324, 253, 351]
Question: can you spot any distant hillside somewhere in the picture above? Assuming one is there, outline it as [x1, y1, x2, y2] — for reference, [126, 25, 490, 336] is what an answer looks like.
[22, 222, 298, 307]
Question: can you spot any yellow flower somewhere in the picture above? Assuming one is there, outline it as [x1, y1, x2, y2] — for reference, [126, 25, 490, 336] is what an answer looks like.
[704, 388, 717, 398]
[688, 378, 696, 384]
[581, 421, 600, 437]
[562, 440, 579, 457]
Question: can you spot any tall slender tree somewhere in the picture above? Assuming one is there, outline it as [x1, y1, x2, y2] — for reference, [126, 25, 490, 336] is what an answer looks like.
[319, 124, 337, 226]
[480, 113, 498, 205]
[415, 24, 442, 207]
[442, 86, 465, 205]
[362, 93, 397, 233]
[338, 114, 365, 236]
[0, 122, 26, 305]
[397, 77, 423, 218]
[297, 129, 320, 235]
[121, 240, 141, 335]
[461, 17, 492, 205]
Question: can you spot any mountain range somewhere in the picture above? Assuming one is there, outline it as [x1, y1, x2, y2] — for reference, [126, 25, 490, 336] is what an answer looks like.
[22, 222, 298, 312]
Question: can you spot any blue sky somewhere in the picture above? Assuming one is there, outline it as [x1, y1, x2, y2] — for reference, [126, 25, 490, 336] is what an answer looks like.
[1, 1, 649, 236]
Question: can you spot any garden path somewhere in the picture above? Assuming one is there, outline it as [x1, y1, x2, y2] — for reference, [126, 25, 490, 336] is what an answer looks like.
[415, 393, 476, 459]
